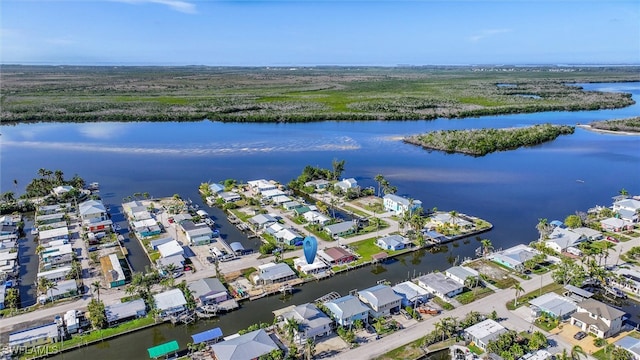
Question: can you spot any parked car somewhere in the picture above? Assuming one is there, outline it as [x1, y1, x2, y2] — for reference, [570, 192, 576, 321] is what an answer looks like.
[574, 331, 587, 340]
[606, 236, 619, 243]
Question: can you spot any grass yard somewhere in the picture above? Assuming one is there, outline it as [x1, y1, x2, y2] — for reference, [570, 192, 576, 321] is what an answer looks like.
[455, 287, 494, 305]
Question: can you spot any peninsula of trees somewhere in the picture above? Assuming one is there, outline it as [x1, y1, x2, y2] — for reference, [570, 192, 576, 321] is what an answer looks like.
[1, 65, 638, 123]
[403, 124, 575, 156]
[588, 116, 640, 133]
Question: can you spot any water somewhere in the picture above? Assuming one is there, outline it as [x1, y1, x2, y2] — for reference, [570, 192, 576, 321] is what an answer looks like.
[1, 82, 639, 358]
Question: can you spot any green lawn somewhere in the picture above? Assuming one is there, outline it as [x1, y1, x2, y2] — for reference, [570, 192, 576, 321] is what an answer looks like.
[349, 238, 397, 261]
[455, 287, 494, 305]
[58, 316, 156, 351]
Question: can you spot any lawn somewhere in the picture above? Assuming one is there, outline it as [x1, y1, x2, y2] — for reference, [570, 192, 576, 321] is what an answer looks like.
[375, 337, 425, 360]
[349, 238, 392, 261]
[455, 287, 494, 305]
[506, 282, 563, 310]
[58, 316, 157, 351]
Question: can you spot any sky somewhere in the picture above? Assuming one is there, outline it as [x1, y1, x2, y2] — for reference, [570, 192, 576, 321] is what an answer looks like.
[1, 0, 639, 66]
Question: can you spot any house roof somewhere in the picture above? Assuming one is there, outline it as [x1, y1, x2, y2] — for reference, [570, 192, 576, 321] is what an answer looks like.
[148, 340, 179, 359]
[181, 221, 213, 237]
[577, 298, 626, 321]
[392, 281, 430, 302]
[249, 214, 277, 225]
[156, 254, 185, 268]
[445, 266, 479, 282]
[105, 299, 146, 323]
[489, 244, 539, 268]
[324, 221, 355, 235]
[383, 194, 422, 207]
[39, 227, 69, 240]
[188, 278, 227, 299]
[220, 192, 241, 201]
[377, 234, 409, 248]
[322, 247, 353, 261]
[572, 227, 602, 239]
[153, 288, 187, 311]
[100, 254, 125, 284]
[37, 266, 72, 279]
[303, 211, 330, 223]
[210, 329, 278, 360]
[547, 227, 584, 249]
[208, 183, 225, 193]
[601, 217, 628, 227]
[256, 262, 296, 282]
[9, 323, 58, 347]
[614, 198, 640, 210]
[416, 272, 464, 295]
[615, 336, 640, 359]
[529, 292, 577, 317]
[47, 279, 77, 298]
[293, 257, 329, 273]
[192, 327, 223, 344]
[79, 200, 106, 216]
[464, 319, 507, 345]
[358, 284, 402, 309]
[326, 295, 370, 320]
[283, 303, 332, 332]
[157, 240, 184, 258]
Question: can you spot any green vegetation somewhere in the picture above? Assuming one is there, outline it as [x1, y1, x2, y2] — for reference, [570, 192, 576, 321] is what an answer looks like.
[590, 116, 640, 133]
[57, 315, 156, 351]
[1, 65, 637, 123]
[404, 124, 575, 156]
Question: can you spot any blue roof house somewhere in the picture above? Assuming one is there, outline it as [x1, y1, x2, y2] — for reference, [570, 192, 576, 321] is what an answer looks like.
[324, 295, 370, 328]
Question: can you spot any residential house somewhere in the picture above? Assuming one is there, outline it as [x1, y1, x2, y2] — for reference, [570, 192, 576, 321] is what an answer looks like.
[208, 183, 225, 194]
[445, 266, 479, 286]
[210, 329, 279, 360]
[40, 243, 73, 269]
[150, 237, 174, 250]
[188, 278, 229, 305]
[376, 234, 411, 251]
[37, 266, 71, 283]
[36, 213, 66, 226]
[271, 195, 292, 205]
[153, 288, 187, 317]
[9, 323, 60, 348]
[488, 244, 541, 271]
[324, 221, 357, 238]
[612, 268, 640, 295]
[304, 179, 330, 191]
[572, 227, 603, 241]
[41, 279, 78, 302]
[0, 224, 17, 236]
[283, 200, 303, 211]
[383, 194, 422, 216]
[545, 227, 586, 253]
[38, 204, 71, 215]
[181, 220, 214, 246]
[253, 262, 297, 285]
[392, 281, 430, 307]
[219, 192, 241, 203]
[293, 257, 330, 275]
[529, 292, 577, 320]
[132, 218, 161, 237]
[615, 336, 640, 360]
[157, 240, 184, 258]
[358, 284, 402, 318]
[266, 224, 303, 246]
[601, 217, 634, 232]
[79, 200, 111, 232]
[416, 272, 464, 300]
[247, 179, 277, 195]
[64, 310, 80, 334]
[38, 227, 69, 245]
[52, 185, 74, 197]
[294, 206, 313, 216]
[100, 254, 126, 288]
[318, 247, 356, 265]
[122, 200, 144, 218]
[464, 319, 508, 351]
[334, 178, 358, 192]
[570, 299, 626, 338]
[303, 211, 331, 226]
[276, 303, 333, 343]
[429, 212, 473, 228]
[324, 295, 370, 327]
[261, 189, 286, 200]
[249, 214, 278, 230]
[157, 254, 185, 274]
[105, 299, 147, 326]
[613, 198, 640, 223]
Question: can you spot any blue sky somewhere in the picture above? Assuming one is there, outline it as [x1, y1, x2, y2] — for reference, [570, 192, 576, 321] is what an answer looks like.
[1, 0, 638, 66]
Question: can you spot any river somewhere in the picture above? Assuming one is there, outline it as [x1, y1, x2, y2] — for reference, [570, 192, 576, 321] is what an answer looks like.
[0, 82, 639, 359]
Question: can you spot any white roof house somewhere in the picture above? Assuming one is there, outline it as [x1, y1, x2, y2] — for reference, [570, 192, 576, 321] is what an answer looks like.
[78, 199, 107, 222]
[601, 217, 633, 232]
[464, 319, 508, 351]
[37, 266, 72, 282]
[334, 178, 358, 191]
[261, 189, 286, 199]
[613, 198, 640, 219]
[52, 185, 74, 196]
[249, 214, 278, 230]
[277, 303, 333, 343]
[529, 292, 577, 320]
[105, 299, 147, 324]
[392, 281, 430, 307]
[253, 262, 297, 285]
[324, 220, 356, 237]
[210, 329, 279, 360]
[488, 244, 541, 271]
[416, 272, 464, 300]
[376, 234, 412, 251]
[39, 227, 69, 243]
[153, 288, 187, 316]
[303, 211, 331, 225]
[188, 278, 229, 305]
[383, 194, 423, 216]
[445, 266, 479, 285]
[358, 284, 402, 318]
[293, 257, 329, 275]
[324, 295, 370, 328]
[612, 268, 640, 295]
[571, 227, 603, 241]
[9, 323, 59, 347]
[271, 195, 291, 205]
[157, 240, 184, 258]
[247, 179, 277, 194]
[545, 227, 586, 253]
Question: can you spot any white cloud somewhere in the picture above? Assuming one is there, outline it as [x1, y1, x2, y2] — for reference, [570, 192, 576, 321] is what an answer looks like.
[468, 28, 511, 43]
[113, 0, 197, 14]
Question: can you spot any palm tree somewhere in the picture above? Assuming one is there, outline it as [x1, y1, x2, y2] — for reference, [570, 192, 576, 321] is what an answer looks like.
[480, 238, 493, 257]
[54, 170, 65, 185]
[305, 337, 316, 360]
[570, 345, 587, 360]
[374, 174, 385, 197]
[283, 317, 301, 343]
[91, 280, 103, 301]
[536, 218, 553, 241]
[512, 283, 524, 307]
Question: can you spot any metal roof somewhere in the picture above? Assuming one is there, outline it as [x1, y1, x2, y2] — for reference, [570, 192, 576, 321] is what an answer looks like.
[147, 340, 179, 358]
[191, 327, 223, 344]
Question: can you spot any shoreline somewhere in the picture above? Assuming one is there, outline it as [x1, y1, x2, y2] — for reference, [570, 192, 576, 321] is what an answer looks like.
[576, 124, 640, 136]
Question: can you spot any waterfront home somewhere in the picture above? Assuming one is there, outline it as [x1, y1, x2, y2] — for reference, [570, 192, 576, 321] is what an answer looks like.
[210, 329, 279, 360]
[294, 206, 313, 216]
[63, 310, 80, 334]
[464, 319, 508, 351]
[9, 323, 60, 348]
[275, 303, 333, 343]
[383, 194, 422, 216]
[100, 254, 126, 288]
[0, 215, 17, 226]
[612, 268, 640, 295]
[157, 254, 185, 274]
[208, 183, 225, 194]
[601, 217, 634, 232]
[283, 200, 303, 211]
[150, 236, 174, 250]
[219, 191, 241, 203]
[36, 212, 66, 226]
[324, 221, 357, 238]
[105, 299, 147, 326]
[376, 234, 411, 251]
[39, 203, 71, 215]
[265, 223, 303, 245]
[416, 272, 464, 300]
[571, 298, 626, 338]
[563, 284, 594, 302]
[40, 243, 73, 269]
[544, 227, 586, 253]
[229, 242, 245, 255]
[613, 198, 640, 223]
[303, 210, 331, 226]
[132, 218, 161, 237]
[358, 284, 402, 318]
[188, 278, 229, 305]
[253, 262, 297, 285]
[40, 279, 78, 302]
[0, 224, 17, 236]
[324, 295, 370, 328]
[79, 199, 109, 225]
[247, 179, 277, 195]
[304, 179, 330, 191]
[157, 240, 184, 258]
[249, 214, 278, 230]
[191, 327, 223, 346]
[571, 227, 604, 241]
[37, 266, 72, 283]
[445, 266, 479, 286]
[171, 213, 193, 224]
[272, 195, 292, 205]
[334, 178, 358, 192]
[293, 256, 330, 275]
[488, 244, 540, 272]
[429, 212, 473, 228]
[122, 200, 144, 216]
[52, 185, 74, 197]
[614, 336, 640, 360]
[392, 281, 430, 307]
[38, 227, 69, 245]
[529, 292, 577, 320]
[0, 240, 16, 253]
[318, 247, 356, 265]
[153, 288, 188, 317]
[261, 189, 286, 200]
[181, 220, 214, 246]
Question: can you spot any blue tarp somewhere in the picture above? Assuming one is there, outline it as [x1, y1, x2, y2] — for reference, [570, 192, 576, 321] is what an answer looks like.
[550, 220, 564, 227]
[191, 327, 223, 344]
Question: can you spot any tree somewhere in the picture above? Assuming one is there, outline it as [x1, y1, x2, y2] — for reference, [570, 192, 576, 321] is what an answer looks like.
[552, 257, 586, 286]
[92, 280, 104, 301]
[564, 214, 583, 229]
[570, 345, 587, 360]
[481, 238, 493, 257]
[620, 188, 629, 196]
[283, 317, 301, 343]
[54, 170, 65, 185]
[512, 283, 524, 307]
[331, 158, 346, 181]
[5, 288, 19, 312]
[536, 218, 553, 241]
[528, 331, 548, 350]
[305, 337, 316, 360]
[374, 174, 385, 197]
[87, 298, 107, 329]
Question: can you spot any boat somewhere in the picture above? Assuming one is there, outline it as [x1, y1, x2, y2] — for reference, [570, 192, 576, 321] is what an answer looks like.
[31, 228, 38, 235]
[279, 285, 293, 294]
